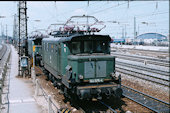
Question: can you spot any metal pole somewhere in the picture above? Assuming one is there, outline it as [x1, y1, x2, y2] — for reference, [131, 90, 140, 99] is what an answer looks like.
[134, 17, 136, 46]
[33, 47, 35, 70]
[6, 24, 8, 44]
[32, 43, 36, 83]
[35, 79, 39, 96]
[134, 17, 136, 39]
[122, 26, 124, 39]
[33, 52, 35, 80]
[13, 14, 17, 48]
[1, 22, 2, 36]
[18, 3, 21, 76]
[25, 1, 28, 56]
[48, 95, 52, 113]
[138, 24, 139, 36]
[125, 24, 127, 39]
[18, 1, 28, 76]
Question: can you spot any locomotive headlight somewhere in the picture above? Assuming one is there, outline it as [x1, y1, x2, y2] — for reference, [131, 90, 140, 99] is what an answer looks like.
[79, 75, 84, 80]
[110, 72, 117, 79]
[111, 72, 115, 77]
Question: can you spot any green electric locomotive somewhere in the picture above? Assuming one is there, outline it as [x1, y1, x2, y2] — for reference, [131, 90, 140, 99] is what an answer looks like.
[28, 29, 48, 66]
[42, 16, 122, 100]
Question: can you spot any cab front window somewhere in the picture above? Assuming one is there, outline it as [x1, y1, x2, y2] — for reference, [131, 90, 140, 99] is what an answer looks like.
[71, 42, 81, 54]
[94, 41, 107, 53]
[84, 41, 92, 53]
[70, 37, 110, 55]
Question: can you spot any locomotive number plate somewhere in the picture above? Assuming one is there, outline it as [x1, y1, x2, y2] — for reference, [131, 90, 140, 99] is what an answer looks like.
[89, 78, 103, 83]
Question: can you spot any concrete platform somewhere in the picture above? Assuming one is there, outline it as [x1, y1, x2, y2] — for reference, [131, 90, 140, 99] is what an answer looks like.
[2, 45, 44, 113]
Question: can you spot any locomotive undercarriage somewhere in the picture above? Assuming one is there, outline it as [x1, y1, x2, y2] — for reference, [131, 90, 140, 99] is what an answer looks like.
[30, 55, 42, 67]
[44, 68, 122, 100]
[76, 83, 122, 100]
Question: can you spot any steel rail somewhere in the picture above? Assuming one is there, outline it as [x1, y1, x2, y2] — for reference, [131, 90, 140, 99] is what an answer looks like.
[116, 67, 169, 87]
[116, 61, 169, 76]
[0, 44, 7, 60]
[122, 85, 170, 105]
[112, 53, 169, 64]
[0, 45, 11, 113]
[122, 85, 170, 113]
[116, 67, 169, 82]
[111, 48, 169, 53]
[114, 55, 169, 67]
[0, 45, 2, 51]
[99, 100, 117, 113]
[6, 48, 11, 113]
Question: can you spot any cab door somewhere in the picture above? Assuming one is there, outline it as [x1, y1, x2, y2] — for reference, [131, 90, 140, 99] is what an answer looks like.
[57, 43, 61, 74]
[84, 61, 95, 78]
[96, 61, 106, 77]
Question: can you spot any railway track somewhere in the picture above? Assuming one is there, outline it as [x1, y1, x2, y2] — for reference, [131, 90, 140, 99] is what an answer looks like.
[99, 100, 117, 113]
[111, 47, 169, 54]
[78, 85, 170, 113]
[0, 44, 8, 74]
[116, 66, 169, 87]
[112, 53, 169, 67]
[0, 44, 7, 60]
[122, 85, 170, 113]
[116, 61, 169, 77]
[39, 65, 169, 113]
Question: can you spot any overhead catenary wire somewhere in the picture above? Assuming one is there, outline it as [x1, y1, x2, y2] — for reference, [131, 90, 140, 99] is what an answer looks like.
[102, 1, 163, 21]
[54, 1, 102, 17]
[26, 1, 168, 38]
[89, 1, 128, 15]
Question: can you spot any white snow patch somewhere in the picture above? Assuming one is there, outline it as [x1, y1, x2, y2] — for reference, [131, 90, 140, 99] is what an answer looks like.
[111, 44, 168, 51]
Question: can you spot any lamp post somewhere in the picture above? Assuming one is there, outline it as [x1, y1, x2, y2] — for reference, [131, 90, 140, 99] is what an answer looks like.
[31, 19, 41, 32]
[117, 22, 129, 39]
[138, 21, 156, 35]
[138, 21, 156, 45]
[6, 24, 8, 44]
[0, 16, 6, 39]
[30, 19, 41, 81]
[107, 20, 129, 41]
[34, 20, 41, 22]
[0, 16, 6, 18]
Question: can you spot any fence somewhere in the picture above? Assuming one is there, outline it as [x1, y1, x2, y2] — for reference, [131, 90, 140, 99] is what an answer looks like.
[35, 78, 61, 113]
[31, 64, 66, 113]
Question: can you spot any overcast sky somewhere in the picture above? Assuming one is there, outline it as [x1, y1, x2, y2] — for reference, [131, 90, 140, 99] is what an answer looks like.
[0, 1, 169, 38]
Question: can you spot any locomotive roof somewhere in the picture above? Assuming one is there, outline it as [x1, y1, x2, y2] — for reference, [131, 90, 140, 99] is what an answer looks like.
[42, 35, 61, 43]
[59, 34, 111, 42]
[28, 36, 47, 41]
[42, 34, 111, 43]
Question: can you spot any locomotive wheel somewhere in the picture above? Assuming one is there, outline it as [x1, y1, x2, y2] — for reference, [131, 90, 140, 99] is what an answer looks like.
[64, 87, 72, 98]
[40, 60, 43, 67]
[53, 81, 57, 87]
[45, 73, 50, 81]
[64, 87, 68, 97]
[63, 87, 70, 102]
[71, 93, 78, 102]
[49, 73, 52, 81]
[51, 76, 55, 83]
